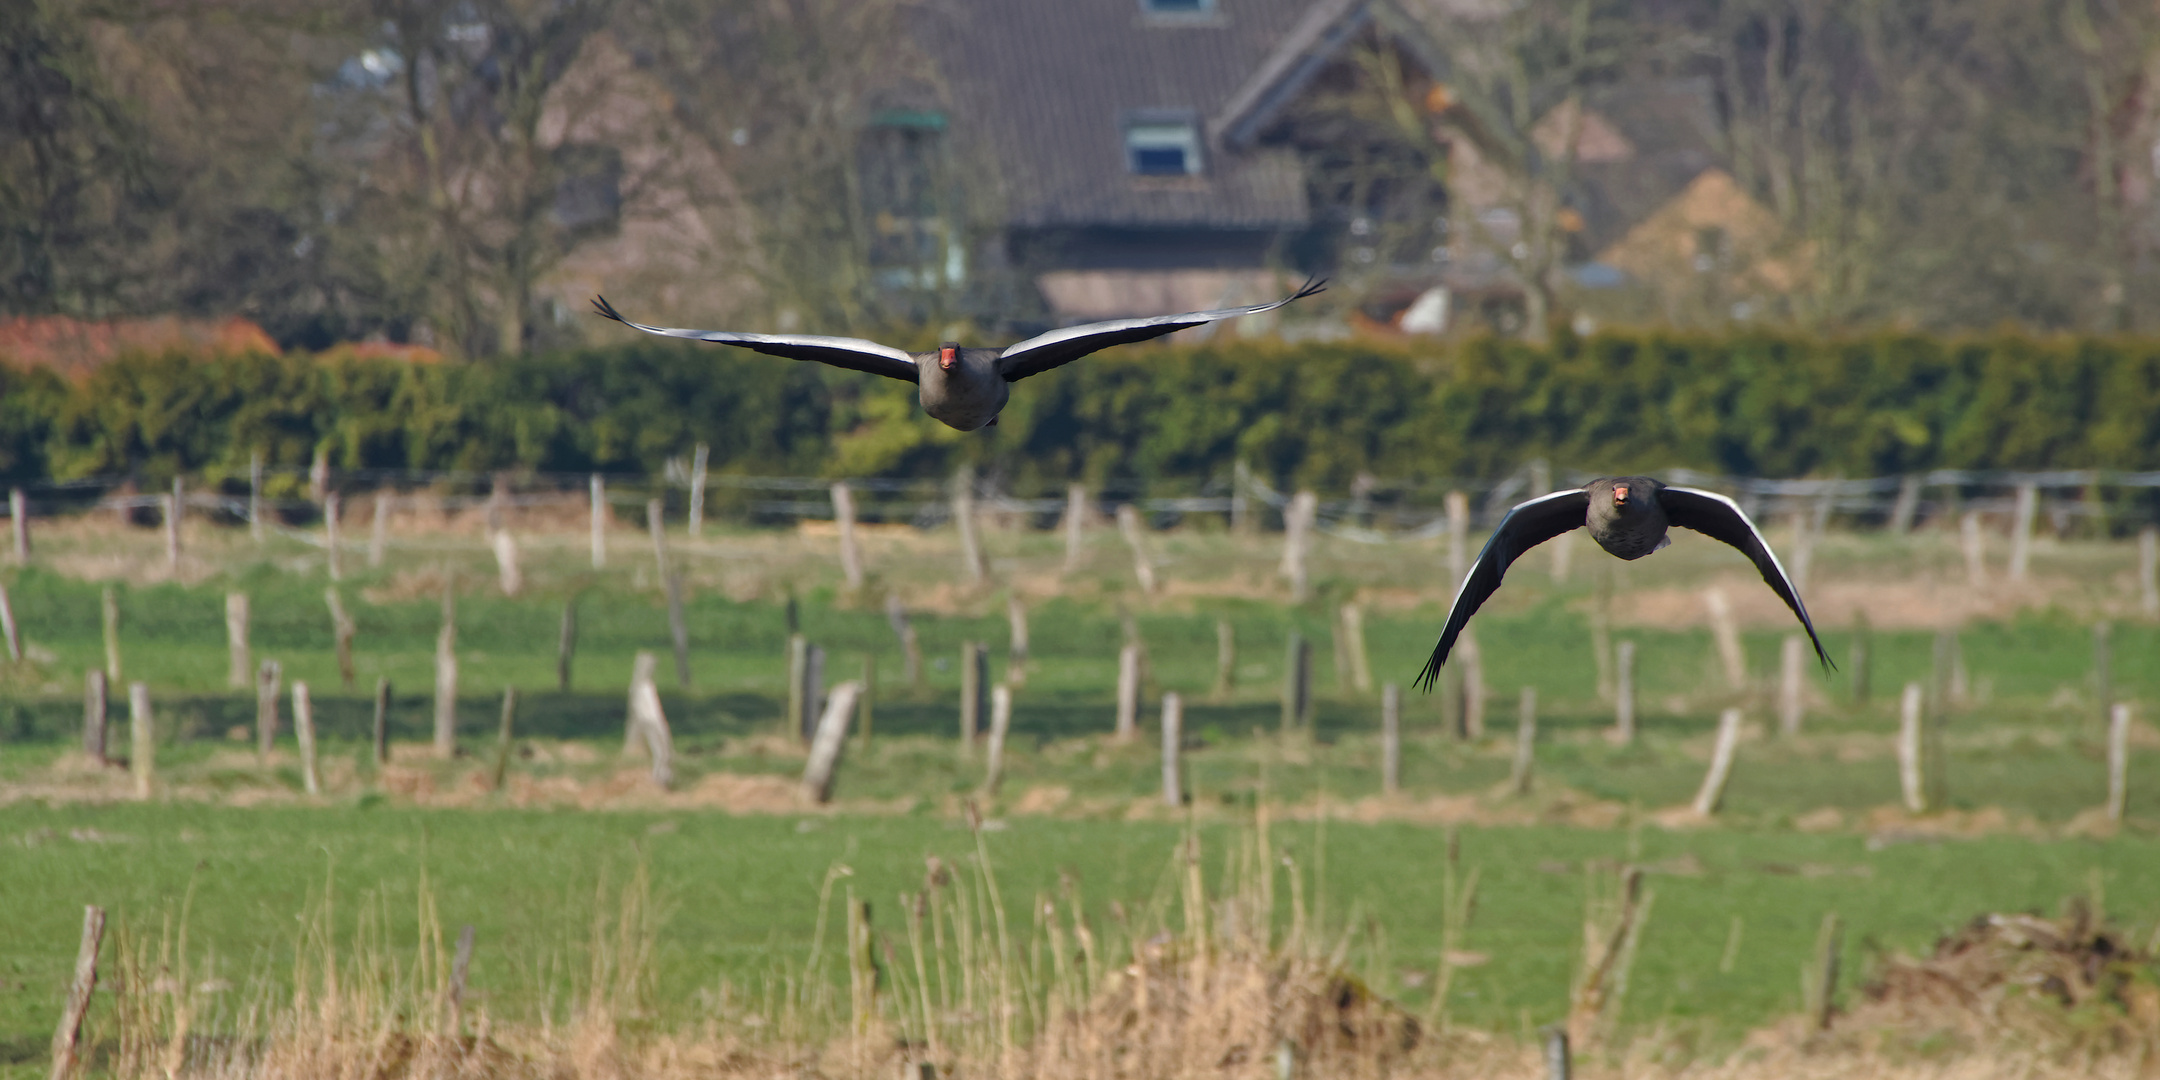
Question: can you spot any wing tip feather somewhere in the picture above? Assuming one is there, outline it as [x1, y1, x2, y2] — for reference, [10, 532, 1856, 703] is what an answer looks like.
[591, 295, 627, 324]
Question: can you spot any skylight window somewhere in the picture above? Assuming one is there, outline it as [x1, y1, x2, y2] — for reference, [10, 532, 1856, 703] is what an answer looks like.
[1125, 121, 1202, 176]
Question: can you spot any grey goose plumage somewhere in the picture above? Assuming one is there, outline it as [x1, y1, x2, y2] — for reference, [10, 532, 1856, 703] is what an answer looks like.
[590, 279, 1326, 432]
[1415, 476, 1832, 691]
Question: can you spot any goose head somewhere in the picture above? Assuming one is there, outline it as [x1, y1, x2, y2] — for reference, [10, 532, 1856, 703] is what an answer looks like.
[938, 342, 961, 372]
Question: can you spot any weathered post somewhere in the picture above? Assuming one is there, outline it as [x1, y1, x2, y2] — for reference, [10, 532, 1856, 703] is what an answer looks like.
[831, 481, 864, 589]
[492, 529, 522, 596]
[784, 635, 807, 740]
[323, 491, 340, 581]
[1613, 639, 1637, 744]
[1778, 634, 1806, 736]
[2094, 621, 2113, 737]
[624, 651, 658, 756]
[308, 446, 328, 502]
[128, 682, 153, 800]
[647, 498, 669, 577]
[49, 905, 106, 1080]
[1805, 912, 1842, 1030]
[556, 600, 577, 692]
[1510, 686, 1537, 796]
[82, 671, 107, 765]
[1897, 682, 1927, 813]
[801, 681, 863, 804]
[1459, 627, 1486, 739]
[959, 641, 985, 752]
[1960, 511, 1987, 587]
[1889, 475, 1921, 534]
[248, 451, 265, 543]
[163, 478, 182, 569]
[369, 491, 390, 568]
[292, 682, 320, 796]
[372, 678, 390, 766]
[1231, 459, 1253, 534]
[1704, 587, 1747, 690]
[666, 571, 691, 688]
[1283, 632, 1312, 731]
[1380, 683, 1401, 795]
[2107, 702, 2131, 822]
[687, 442, 709, 537]
[1590, 569, 1614, 701]
[589, 474, 606, 569]
[626, 654, 673, 788]
[1691, 708, 1743, 816]
[1211, 619, 1236, 700]
[325, 588, 357, 689]
[857, 654, 875, 745]
[1281, 491, 1316, 601]
[1340, 603, 1372, 695]
[1005, 595, 1029, 686]
[1115, 643, 1141, 742]
[1115, 504, 1157, 595]
[100, 587, 120, 683]
[983, 684, 1013, 795]
[1160, 692, 1183, 807]
[1063, 484, 1089, 574]
[1542, 1026, 1570, 1080]
[802, 644, 826, 742]
[953, 466, 986, 585]
[2141, 526, 2159, 618]
[491, 686, 517, 790]
[255, 660, 281, 764]
[885, 597, 924, 691]
[0, 582, 18, 662]
[2008, 481, 2037, 582]
[8, 486, 27, 561]
[433, 585, 457, 759]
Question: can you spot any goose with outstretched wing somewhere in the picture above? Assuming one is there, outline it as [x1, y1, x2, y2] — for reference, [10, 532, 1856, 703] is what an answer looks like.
[591, 279, 1326, 432]
[1415, 476, 1832, 691]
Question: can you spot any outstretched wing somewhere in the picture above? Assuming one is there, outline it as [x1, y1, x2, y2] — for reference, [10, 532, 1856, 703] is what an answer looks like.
[1661, 486, 1834, 671]
[592, 296, 919, 383]
[1415, 489, 1591, 692]
[996, 277, 1327, 383]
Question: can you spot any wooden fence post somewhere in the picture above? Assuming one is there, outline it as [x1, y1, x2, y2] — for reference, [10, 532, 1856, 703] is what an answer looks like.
[369, 491, 390, 568]
[1960, 511, 1987, 587]
[1778, 634, 1806, 736]
[248, 451, 264, 543]
[1231, 459, 1252, 534]
[625, 651, 658, 756]
[1898, 682, 1927, 813]
[1460, 628, 1486, 739]
[325, 588, 357, 689]
[1281, 491, 1316, 601]
[0, 582, 17, 662]
[1590, 570, 1614, 701]
[1446, 490, 1470, 585]
[958, 641, 984, 752]
[433, 586, 457, 759]
[1115, 643, 1141, 742]
[1805, 912, 1842, 1030]
[1889, 475, 1921, 534]
[626, 651, 674, 787]
[785, 633, 809, 739]
[2141, 526, 2159, 618]
[665, 571, 691, 688]
[1510, 687, 1537, 796]
[1613, 639, 1637, 744]
[323, 491, 340, 581]
[555, 600, 577, 692]
[1063, 484, 1089, 574]
[2008, 481, 2037, 582]
[1160, 692, 1183, 807]
[1380, 683, 1401, 795]
[1691, 708, 1742, 816]
[983, 684, 1013, 795]
[647, 498, 669, 577]
[255, 660, 281, 764]
[2094, 621, 2113, 737]
[308, 446, 328, 503]
[953, 466, 986, 585]
[128, 681, 153, 800]
[801, 681, 863, 803]
[687, 442, 709, 537]
[589, 474, 606, 569]
[885, 597, 924, 691]
[293, 681, 319, 796]
[492, 686, 517, 790]
[832, 481, 864, 589]
[803, 644, 826, 743]
[223, 593, 249, 688]
[1005, 595, 1029, 686]
[163, 479, 182, 569]
[9, 487, 26, 561]
[372, 677, 390, 766]
[1283, 632, 1312, 731]
[1115, 504, 1157, 595]
[48, 904, 105, 1080]
[1849, 610, 1872, 707]
[100, 587, 120, 683]
[2107, 702, 2131, 823]
[491, 529, 522, 596]
[857, 654, 875, 745]
[1212, 620, 1236, 700]
[82, 671, 107, 765]
[1542, 1026, 1570, 1080]
[1340, 603, 1372, 695]
[1704, 587, 1747, 690]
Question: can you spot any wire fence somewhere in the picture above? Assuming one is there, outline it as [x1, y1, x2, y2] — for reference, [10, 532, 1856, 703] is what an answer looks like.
[9, 461, 2160, 540]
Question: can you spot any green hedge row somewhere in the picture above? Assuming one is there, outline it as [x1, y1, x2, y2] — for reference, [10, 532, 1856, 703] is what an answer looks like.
[4, 328, 2159, 491]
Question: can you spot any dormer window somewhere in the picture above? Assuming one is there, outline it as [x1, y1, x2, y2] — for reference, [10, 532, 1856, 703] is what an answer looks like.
[1125, 118, 1202, 175]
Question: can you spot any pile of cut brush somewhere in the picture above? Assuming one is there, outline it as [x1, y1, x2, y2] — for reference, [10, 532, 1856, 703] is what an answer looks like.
[1845, 900, 2160, 1050]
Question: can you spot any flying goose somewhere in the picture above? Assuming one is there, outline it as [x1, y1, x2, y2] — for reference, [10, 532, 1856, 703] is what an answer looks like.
[1415, 476, 1832, 690]
[590, 279, 1327, 432]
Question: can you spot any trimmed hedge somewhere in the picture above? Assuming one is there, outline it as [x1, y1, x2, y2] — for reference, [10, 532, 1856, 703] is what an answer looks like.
[5, 327, 2160, 491]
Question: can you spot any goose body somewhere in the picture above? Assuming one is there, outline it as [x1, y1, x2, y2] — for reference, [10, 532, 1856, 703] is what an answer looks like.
[590, 279, 1326, 432]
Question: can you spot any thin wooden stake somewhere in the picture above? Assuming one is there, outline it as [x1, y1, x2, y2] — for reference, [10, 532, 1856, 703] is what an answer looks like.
[1510, 687, 1537, 796]
[857, 654, 875, 745]
[1115, 643, 1141, 742]
[308, 446, 328, 502]
[1704, 587, 1747, 690]
[1160, 691, 1183, 806]
[832, 481, 864, 589]
[687, 442, 709, 537]
[1283, 632, 1312, 731]
[647, 498, 669, 577]
[223, 593, 249, 687]
[1889, 475, 1921, 534]
[589, 474, 606, 569]
[2141, 526, 2158, 618]
[885, 597, 923, 691]
[1613, 639, 1636, 744]
[1211, 619, 1236, 700]
[128, 681, 153, 800]
[666, 571, 691, 688]
[322, 491, 340, 581]
[248, 452, 264, 543]
[953, 466, 986, 585]
[162, 479, 181, 569]
[293, 681, 319, 796]
[491, 529, 522, 596]
[2008, 481, 2037, 582]
[433, 584, 457, 759]
[1691, 708, 1743, 815]
[1960, 511, 1987, 587]
[1341, 603, 1372, 694]
[1590, 572, 1614, 702]
[1063, 484, 1088, 574]
[1115, 504, 1157, 594]
[786, 634, 808, 739]
[9, 487, 27, 561]
[369, 491, 390, 567]
[1380, 683, 1401, 795]
[48, 905, 105, 1080]
[1459, 627, 1486, 738]
[2107, 702, 2131, 822]
[803, 644, 826, 743]
[325, 588, 356, 689]
[1778, 634, 1805, 736]
[1805, 912, 1842, 1030]
[0, 582, 18, 662]
[801, 681, 863, 803]
[255, 660, 281, 764]
[1898, 682, 1927, 813]
[556, 600, 577, 691]
[100, 587, 120, 683]
[1541, 1026, 1570, 1080]
[372, 678, 390, 766]
[983, 684, 1013, 795]
[1281, 491, 1316, 601]
[958, 641, 984, 752]
[1005, 595, 1029, 686]
[492, 686, 517, 790]
[82, 671, 107, 765]
[626, 651, 674, 787]
[2094, 621, 2113, 736]
[1231, 460, 1252, 534]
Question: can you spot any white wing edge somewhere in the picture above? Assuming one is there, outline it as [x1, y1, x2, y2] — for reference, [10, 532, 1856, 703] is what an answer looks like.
[1439, 487, 1588, 618]
[998, 288, 1315, 360]
[607, 312, 916, 366]
[1665, 486, 1813, 618]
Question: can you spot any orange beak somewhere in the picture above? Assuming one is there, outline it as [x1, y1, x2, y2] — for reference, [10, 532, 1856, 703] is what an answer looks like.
[939, 346, 957, 371]
[1612, 484, 1630, 504]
